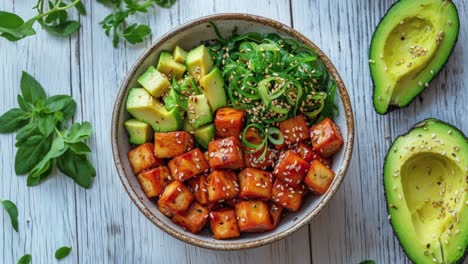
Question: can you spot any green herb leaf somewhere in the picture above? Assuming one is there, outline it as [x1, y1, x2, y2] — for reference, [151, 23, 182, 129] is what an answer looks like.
[0, 108, 30, 133]
[55, 246, 72, 260]
[15, 134, 53, 175]
[57, 149, 95, 188]
[20, 71, 46, 104]
[75, 1, 87, 15]
[122, 24, 151, 44]
[1, 199, 19, 232]
[44, 95, 73, 113]
[67, 142, 91, 154]
[45, 20, 81, 37]
[359, 261, 376, 264]
[38, 115, 57, 137]
[17, 95, 36, 112]
[16, 123, 40, 146]
[17, 254, 31, 264]
[27, 136, 67, 186]
[64, 122, 92, 143]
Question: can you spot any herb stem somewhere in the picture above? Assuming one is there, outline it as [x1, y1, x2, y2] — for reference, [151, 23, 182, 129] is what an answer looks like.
[28, 0, 82, 24]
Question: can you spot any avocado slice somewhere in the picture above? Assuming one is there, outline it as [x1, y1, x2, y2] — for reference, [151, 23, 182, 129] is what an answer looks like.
[124, 119, 154, 145]
[194, 123, 215, 149]
[156, 51, 186, 80]
[187, 94, 213, 129]
[199, 67, 228, 112]
[138, 66, 171, 98]
[173, 45, 188, 64]
[126, 88, 182, 132]
[384, 118, 467, 264]
[370, 0, 460, 114]
[186, 45, 213, 81]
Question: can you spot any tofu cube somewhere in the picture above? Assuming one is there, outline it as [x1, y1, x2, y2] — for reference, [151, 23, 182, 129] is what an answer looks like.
[154, 131, 194, 158]
[243, 127, 277, 169]
[238, 168, 274, 200]
[291, 142, 332, 167]
[268, 202, 283, 230]
[209, 209, 240, 239]
[168, 148, 209, 182]
[128, 142, 164, 174]
[207, 170, 239, 203]
[157, 181, 194, 217]
[310, 117, 344, 158]
[137, 166, 171, 198]
[304, 160, 335, 195]
[214, 107, 246, 139]
[271, 179, 305, 212]
[172, 202, 209, 234]
[208, 137, 245, 170]
[275, 114, 310, 149]
[273, 150, 310, 187]
[234, 201, 272, 233]
[186, 175, 209, 205]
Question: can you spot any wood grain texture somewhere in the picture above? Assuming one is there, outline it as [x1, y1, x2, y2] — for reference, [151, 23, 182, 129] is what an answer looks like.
[0, 0, 466, 263]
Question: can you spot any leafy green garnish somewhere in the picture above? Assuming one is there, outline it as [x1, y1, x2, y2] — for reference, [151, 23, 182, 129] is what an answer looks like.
[1, 199, 19, 232]
[359, 260, 376, 264]
[99, 0, 177, 47]
[0, 71, 96, 188]
[206, 24, 338, 151]
[0, 0, 85, 41]
[17, 254, 32, 264]
[55, 246, 72, 260]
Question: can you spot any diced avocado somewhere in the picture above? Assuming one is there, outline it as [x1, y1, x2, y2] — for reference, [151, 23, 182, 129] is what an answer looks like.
[183, 119, 195, 132]
[156, 51, 186, 80]
[194, 123, 215, 149]
[124, 119, 154, 145]
[187, 94, 213, 129]
[137, 66, 171, 98]
[384, 118, 468, 264]
[173, 45, 188, 64]
[199, 67, 227, 112]
[163, 86, 188, 112]
[126, 88, 182, 132]
[370, 0, 460, 114]
[186, 45, 213, 81]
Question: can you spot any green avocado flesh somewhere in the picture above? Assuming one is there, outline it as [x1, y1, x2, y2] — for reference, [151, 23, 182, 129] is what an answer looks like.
[384, 119, 468, 264]
[370, 0, 459, 114]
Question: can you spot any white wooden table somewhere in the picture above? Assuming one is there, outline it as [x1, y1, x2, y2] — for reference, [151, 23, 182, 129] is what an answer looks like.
[1, 0, 467, 263]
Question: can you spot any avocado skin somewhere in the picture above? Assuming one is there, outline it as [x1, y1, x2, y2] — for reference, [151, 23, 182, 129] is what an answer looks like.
[383, 118, 467, 263]
[369, 0, 460, 115]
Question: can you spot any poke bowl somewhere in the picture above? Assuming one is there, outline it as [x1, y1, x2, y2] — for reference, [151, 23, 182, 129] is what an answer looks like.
[111, 13, 354, 250]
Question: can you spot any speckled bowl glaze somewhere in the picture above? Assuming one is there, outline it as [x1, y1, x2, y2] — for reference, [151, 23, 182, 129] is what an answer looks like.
[112, 13, 354, 250]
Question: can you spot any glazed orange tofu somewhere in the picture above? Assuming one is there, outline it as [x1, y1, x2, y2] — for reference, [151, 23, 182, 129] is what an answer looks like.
[304, 160, 335, 195]
[273, 150, 310, 187]
[291, 142, 332, 168]
[271, 179, 305, 212]
[238, 168, 274, 200]
[208, 136, 245, 170]
[268, 203, 283, 230]
[186, 175, 209, 205]
[154, 131, 194, 158]
[137, 166, 171, 198]
[214, 107, 246, 139]
[128, 142, 164, 174]
[207, 170, 239, 203]
[168, 148, 209, 182]
[209, 209, 240, 239]
[235, 201, 272, 232]
[157, 181, 194, 217]
[172, 202, 209, 234]
[310, 117, 343, 158]
[275, 114, 310, 149]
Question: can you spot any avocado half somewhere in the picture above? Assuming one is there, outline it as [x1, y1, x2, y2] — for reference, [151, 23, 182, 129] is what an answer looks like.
[370, 0, 460, 114]
[384, 119, 468, 263]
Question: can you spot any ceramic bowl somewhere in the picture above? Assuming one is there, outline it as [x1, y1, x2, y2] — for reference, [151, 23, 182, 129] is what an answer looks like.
[111, 13, 354, 250]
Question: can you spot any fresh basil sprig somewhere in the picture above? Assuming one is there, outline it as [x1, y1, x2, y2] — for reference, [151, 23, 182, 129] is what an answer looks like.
[17, 254, 32, 264]
[0, 71, 96, 188]
[0, 0, 85, 41]
[98, 0, 176, 47]
[1, 199, 19, 232]
[55, 246, 72, 260]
